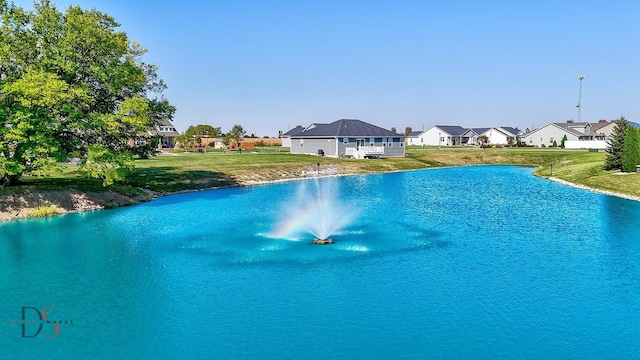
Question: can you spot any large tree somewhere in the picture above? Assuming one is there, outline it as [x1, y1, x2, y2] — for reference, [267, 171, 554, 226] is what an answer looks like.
[225, 124, 246, 147]
[0, 0, 174, 186]
[184, 124, 221, 140]
[604, 116, 629, 170]
[621, 125, 640, 173]
[176, 124, 221, 149]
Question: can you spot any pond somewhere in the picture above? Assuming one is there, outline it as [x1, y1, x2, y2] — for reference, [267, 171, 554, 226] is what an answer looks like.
[1, 166, 639, 359]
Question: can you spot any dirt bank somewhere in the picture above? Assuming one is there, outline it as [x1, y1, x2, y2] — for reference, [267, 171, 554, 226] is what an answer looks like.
[0, 167, 351, 222]
[0, 190, 156, 221]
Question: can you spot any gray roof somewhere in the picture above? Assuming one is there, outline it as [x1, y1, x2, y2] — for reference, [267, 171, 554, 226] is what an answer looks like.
[523, 122, 594, 138]
[591, 122, 609, 131]
[554, 122, 593, 137]
[436, 125, 468, 136]
[500, 127, 521, 135]
[292, 119, 403, 138]
[282, 125, 305, 136]
[471, 127, 490, 135]
[408, 131, 423, 137]
[149, 118, 179, 137]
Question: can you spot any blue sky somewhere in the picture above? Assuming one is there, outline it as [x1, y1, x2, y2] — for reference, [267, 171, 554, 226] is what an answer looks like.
[12, 0, 640, 136]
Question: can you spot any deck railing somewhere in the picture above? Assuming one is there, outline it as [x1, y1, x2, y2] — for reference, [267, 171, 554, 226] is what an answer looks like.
[345, 146, 385, 159]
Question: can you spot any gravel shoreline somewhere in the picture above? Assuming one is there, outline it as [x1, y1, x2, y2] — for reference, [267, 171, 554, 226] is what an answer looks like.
[548, 177, 640, 202]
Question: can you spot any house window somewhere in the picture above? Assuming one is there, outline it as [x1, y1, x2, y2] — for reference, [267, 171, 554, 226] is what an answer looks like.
[421, 138, 423, 143]
[300, 140, 304, 148]
[388, 138, 393, 148]
[370, 138, 374, 146]
[550, 137, 554, 143]
[342, 138, 348, 144]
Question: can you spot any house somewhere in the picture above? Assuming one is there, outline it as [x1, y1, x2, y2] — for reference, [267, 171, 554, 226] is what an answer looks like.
[409, 125, 524, 146]
[150, 118, 180, 148]
[414, 125, 470, 146]
[130, 118, 180, 149]
[464, 128, 489, 145]
[477, 127, 522, 145]
[289, 119, 405, 159]
[406, 131, 424, 146]
[591, 120, 616, 140]
[280, 126, 304, 148]
[520, 122, 604, 148]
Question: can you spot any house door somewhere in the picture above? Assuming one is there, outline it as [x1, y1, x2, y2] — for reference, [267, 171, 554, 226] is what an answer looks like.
[356, 139, 365, 150]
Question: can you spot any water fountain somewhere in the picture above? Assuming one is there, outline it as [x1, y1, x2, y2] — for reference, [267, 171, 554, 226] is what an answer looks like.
[270, 164, 355, 244]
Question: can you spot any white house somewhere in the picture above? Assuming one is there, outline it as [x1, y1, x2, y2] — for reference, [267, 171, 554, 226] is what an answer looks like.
[478, 127, 522, 145]
[406, 131, 424, 146]
[416, 125, 469, 146]
[521, 122, 603, 147]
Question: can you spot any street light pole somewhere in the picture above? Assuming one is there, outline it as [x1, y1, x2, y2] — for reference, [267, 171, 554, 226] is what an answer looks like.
[577, 75, 585, 122]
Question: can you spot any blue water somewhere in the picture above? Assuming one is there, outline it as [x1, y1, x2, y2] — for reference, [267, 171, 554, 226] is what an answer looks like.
[1, 166, 639, 359]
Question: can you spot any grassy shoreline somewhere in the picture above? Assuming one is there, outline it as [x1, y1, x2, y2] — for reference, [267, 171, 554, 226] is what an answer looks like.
[2, 147, 639, 221]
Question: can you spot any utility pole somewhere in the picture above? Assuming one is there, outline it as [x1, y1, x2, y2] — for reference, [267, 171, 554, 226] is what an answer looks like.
[577, 75, 585, 122]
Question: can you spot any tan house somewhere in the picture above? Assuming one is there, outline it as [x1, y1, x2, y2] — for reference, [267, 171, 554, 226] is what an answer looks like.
[591, 120, 617, 139]
[149, 118, 180, 148]
[521, 121, 607, 148]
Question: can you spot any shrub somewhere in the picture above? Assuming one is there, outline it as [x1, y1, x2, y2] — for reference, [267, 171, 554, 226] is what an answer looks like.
[28, 206, 61, 218]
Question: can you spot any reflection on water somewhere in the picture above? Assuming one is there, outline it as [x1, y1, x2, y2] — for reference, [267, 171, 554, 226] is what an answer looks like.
[0, 166, 639, 359]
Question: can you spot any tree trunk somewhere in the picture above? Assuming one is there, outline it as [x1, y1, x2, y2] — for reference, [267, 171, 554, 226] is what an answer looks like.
[0, 174, 21, 187]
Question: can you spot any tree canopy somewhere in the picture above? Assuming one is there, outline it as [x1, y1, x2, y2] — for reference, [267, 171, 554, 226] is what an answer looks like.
[0, 0, 174, 186]
[176, 124, 221, 148]
[226, 124, 246, 144]
[604, 116, 629, 170]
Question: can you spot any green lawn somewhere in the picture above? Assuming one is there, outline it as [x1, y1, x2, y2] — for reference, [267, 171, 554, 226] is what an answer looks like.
[4, 147, 640, 199]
